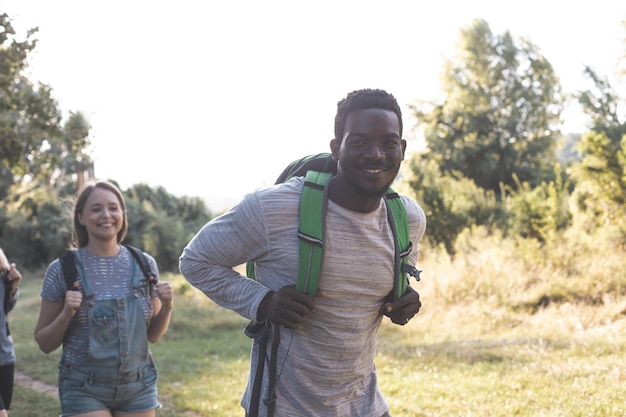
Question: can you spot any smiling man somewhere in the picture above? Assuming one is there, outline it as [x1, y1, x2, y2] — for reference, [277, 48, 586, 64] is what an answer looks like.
[180, 89, 427, 417]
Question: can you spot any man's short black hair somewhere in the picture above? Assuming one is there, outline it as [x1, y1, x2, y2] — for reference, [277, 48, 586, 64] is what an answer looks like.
[334, 89, 403, 141]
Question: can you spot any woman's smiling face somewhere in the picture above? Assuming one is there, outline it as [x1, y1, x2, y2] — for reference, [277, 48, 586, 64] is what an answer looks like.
[78, 187, 125, 243]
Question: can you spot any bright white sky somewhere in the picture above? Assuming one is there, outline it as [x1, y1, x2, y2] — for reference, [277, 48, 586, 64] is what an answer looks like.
[3, 0, 625, 211]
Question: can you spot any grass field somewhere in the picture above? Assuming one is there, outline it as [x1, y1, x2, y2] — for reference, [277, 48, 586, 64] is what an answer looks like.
[9, 236, 626, 416]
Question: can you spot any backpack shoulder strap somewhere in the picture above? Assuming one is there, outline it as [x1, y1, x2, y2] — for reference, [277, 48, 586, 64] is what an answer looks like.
[295, 170, 332, 295]
[297, 173, 420, 298]
[246, 154, 337, 281]
[384, 190, 421, 301]
[60, 246, 157, 290]
[248, 153, 420, 300]
[60, 250, 79, 291]
[123, 244, 157, 283]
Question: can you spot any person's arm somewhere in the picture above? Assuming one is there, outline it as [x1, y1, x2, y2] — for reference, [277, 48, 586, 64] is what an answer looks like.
[179, 193, 273, 321]
[147, 281, 173, 343]
[33, 292, 81, 353]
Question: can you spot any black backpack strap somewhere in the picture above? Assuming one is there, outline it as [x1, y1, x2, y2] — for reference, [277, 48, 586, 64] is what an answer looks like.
[60, 250, 79, 291]
[61, 246, 156, 291]
[244, 320, 270, 417]
[243, 319, 279, 417]
[123, 244, 157, 283]
[264, 324, 280, 417]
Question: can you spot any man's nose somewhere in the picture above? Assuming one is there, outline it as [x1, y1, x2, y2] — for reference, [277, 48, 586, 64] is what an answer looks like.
[366, 144, 385, 159]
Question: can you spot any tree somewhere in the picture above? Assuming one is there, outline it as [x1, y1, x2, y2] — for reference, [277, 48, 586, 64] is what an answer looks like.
[412, 19, 563, 196]
[54, 112, 93, 191]
[1, 14, 58, 176]
[123, 183, 213, 272]
[506, 171, 571, 242]
[0, 181, 72, 268]
[0, 13, 91, 198]
[401, 156, 502, 254]
[573, 67, 626, 233]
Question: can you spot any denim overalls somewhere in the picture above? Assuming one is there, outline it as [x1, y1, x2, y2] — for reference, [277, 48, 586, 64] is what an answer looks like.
[58, 254, 159, 414]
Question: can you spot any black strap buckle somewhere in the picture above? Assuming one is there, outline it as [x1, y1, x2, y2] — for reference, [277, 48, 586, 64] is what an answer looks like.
[402, 264, 422, 282]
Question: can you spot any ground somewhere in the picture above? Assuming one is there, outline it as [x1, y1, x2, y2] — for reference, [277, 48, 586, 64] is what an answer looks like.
[14, 369, 57, 398]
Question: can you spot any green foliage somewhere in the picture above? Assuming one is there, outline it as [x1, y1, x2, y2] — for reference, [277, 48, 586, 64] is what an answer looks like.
[0, 14, 93, 200]
[430, 225, 626, 313]
[0, 183, 71, 268]
[401, 154, 502, 254]
[572, 67, 626, 237]
[123, 183, 213, 272]
[412, 18, 562, 196]
[0, 14, 60, 183]
[578, 66, 624, 143]
[0, 13, 40, 172]
[505, 169, 572, 242]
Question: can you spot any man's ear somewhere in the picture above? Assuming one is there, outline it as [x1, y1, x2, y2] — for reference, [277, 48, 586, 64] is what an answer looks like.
[330, 138, 340, 161]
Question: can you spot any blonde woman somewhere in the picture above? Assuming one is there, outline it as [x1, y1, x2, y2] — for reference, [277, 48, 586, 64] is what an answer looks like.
[34, 180, 173, 417]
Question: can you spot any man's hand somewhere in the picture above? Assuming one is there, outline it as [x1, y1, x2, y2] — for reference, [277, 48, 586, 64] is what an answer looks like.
[258, 286, 324, 329]
[381, 285, 421, 325]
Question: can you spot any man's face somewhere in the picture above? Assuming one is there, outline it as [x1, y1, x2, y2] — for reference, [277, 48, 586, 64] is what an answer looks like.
[331, 108, 406, 200]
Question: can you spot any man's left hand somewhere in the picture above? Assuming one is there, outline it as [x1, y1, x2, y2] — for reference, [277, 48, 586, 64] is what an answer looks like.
[381, 286, 421, 325]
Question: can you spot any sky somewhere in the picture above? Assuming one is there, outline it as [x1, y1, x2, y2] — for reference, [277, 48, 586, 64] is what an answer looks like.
[3, 0, 625, 211]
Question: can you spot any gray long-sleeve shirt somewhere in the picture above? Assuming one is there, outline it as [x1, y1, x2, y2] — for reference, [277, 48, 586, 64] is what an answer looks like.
[179, 176, 426, 417]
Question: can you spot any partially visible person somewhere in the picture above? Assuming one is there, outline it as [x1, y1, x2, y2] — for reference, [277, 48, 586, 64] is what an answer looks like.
[34, 180, 173, 417]
[0, 247, 22, 417]
[180, 88, 427, 417]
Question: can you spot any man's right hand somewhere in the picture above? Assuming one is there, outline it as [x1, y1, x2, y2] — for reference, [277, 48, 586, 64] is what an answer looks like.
[258, 286, 319, 329]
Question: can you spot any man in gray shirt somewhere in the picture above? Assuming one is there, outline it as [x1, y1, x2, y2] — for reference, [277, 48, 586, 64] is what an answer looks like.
[180, 88, 427, 417]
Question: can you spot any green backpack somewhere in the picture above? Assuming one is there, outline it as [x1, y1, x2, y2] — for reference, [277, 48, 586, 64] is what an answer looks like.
[246, 152, 420, 300]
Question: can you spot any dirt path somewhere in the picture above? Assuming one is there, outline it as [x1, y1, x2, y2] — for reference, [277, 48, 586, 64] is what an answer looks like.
[14, 369, 58, 398]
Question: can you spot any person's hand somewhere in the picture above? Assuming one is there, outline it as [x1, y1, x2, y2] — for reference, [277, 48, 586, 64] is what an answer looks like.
[155, 281, 173, 307]
[381, 285, 421, 325]
[6, 263, 22, 293]
[258, 286, 325, 329]
[64, 284, 83, 318]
